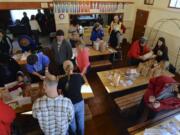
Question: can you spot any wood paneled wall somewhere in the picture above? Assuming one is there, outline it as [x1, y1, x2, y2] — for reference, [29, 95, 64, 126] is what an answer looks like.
[0, 2, 53, 10]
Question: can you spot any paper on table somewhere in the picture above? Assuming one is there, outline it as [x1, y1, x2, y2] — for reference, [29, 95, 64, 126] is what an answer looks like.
[72, 48, 77, 59]
[81, 84, 92, 93]
[175, 114, 180, 122]
[17, 97, 32, 106]
[144, 128, 171, 135]
[108, 48, 114, 53]
[4, 81, 18, 89]
[31, 83, 39, 88]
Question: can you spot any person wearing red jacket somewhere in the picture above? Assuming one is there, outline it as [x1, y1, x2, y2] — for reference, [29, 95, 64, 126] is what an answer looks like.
[137, 75, 180, 120]
[144, 75, 180, 111]
[0, 100, 16, 135]
[128, 36, 150, 66]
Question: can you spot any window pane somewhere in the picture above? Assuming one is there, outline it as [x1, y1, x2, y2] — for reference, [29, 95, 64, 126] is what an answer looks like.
[10, 9, 44, 22]
[176, 0, 180, 8]
[170, 0, 178, 7]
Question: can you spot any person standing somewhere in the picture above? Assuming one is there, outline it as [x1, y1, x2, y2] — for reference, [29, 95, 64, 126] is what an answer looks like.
[36, 9, 46, 35]
[21, 12, 30, 35]
[51, 29, 72, 75]
[0, 29, 13, 55]
[29, 15, 41, 45]
[58, 60, 85, 135]
[75, 40, 90, 75]
[32, 79, 74, 135]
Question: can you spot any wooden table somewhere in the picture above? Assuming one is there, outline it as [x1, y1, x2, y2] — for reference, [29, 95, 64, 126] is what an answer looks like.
[97, 67, 174, 93]
[15, 77, 94, 114]
[128, 109, 180, 135]
[88, 46, 117, 68]
[88, 46, 117, 57]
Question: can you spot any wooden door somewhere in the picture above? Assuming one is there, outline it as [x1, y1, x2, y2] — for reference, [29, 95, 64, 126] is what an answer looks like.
[132, 9, 149, 41]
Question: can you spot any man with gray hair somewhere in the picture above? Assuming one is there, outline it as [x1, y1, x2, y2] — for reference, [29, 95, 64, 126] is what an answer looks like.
[32, 79, 74, 135]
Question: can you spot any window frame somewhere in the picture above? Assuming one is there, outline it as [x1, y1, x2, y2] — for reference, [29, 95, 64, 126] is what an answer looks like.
[168, 0, 180, 9]
[144, 0, 154, 5]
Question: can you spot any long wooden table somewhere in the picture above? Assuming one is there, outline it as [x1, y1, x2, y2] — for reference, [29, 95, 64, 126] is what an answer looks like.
[16, 47, 117, 65]
[14, 77, 94, 114]
[97, 67, 174, 93]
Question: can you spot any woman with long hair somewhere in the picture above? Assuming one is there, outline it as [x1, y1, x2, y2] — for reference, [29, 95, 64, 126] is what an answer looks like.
[58, 60, 85, 135]
[153, 37, 169, 62]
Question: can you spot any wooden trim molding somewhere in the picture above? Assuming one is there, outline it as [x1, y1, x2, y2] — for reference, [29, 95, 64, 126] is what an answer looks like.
[0, 2, 53, 9]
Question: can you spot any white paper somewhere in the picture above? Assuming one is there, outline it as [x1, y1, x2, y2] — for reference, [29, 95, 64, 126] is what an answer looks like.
[31, 83, 39, 88]
[175, 114, 180, 122]
[81, 84, 92, 94]
[4, 81, 18, 89]
[18, 97, 32, 106]
[144, 128, 171, 135]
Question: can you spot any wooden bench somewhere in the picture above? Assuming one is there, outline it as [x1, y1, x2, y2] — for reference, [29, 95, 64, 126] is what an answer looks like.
[85, 103, 92, 121]
[128, 108, 180, 135]
[114, 90, 146, 111]
[91, 60, 112, 68]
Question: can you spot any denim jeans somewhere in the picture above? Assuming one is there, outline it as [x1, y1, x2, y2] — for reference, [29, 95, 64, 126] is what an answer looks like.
[69, 100, 84, 135]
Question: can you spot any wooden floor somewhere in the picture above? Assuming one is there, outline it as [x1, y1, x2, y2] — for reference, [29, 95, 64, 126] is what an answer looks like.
[85, 43, 133, 135]
[85, 43, 180, 135]
[15, 42, 180, 135]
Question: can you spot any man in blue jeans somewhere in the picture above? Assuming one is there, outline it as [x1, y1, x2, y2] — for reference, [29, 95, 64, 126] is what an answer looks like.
[58, 60, 84, 135]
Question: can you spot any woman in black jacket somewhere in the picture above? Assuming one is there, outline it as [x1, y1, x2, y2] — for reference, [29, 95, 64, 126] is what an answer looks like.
[153, 37, 169, 62]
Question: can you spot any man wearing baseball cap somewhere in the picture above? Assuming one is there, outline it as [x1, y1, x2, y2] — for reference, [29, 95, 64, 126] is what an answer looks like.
[128, 36, 150, 66]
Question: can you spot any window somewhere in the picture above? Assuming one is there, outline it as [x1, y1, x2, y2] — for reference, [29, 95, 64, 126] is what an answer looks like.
[169, 0, 180, 8]
[10, 9, 44, 22]
[144, 0, 154, 5]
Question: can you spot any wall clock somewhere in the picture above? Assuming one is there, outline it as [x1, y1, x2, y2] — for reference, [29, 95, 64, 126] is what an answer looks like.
[59, 14, 65, 19]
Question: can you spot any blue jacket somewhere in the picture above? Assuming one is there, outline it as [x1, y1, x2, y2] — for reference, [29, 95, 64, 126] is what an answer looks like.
[90, 29, 104, 41]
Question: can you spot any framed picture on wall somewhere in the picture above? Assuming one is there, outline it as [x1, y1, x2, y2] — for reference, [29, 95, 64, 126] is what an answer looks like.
[144, 0, 154, 5]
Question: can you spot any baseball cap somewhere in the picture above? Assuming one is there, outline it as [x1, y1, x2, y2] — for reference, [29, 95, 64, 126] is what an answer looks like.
[139, 36, 148, 44]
